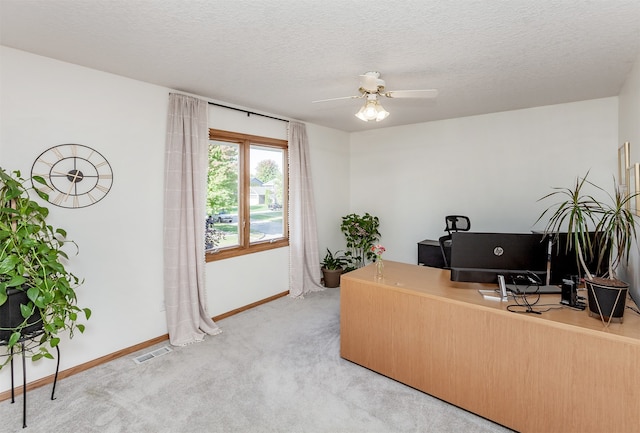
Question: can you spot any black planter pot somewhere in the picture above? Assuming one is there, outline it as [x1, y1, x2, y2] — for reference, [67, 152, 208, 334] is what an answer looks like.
[0, 288, 43, 342]
[586, 278, 628, 324]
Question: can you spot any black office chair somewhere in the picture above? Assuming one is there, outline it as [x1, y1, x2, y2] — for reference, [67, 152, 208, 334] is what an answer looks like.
[439, 215, 471, 268]
[444, 215, 471, 235]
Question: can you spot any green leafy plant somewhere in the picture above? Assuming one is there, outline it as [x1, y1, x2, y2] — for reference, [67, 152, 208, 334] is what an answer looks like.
[536, 171, 639, 283]
[340, 212, 381, 270]
[0, 167, 91, 368]
[320, 248, 349, 270]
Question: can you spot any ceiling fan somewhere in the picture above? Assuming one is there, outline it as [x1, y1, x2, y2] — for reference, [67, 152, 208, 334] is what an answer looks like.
[312, 71, 438, 122]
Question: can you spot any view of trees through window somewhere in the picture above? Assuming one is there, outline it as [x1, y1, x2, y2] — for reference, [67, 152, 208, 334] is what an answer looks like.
[206, 130, 287, 257]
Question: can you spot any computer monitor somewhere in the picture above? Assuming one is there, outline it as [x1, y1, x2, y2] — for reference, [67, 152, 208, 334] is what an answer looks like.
[544, 232, 607, 285]
[449, 232, 547, 283]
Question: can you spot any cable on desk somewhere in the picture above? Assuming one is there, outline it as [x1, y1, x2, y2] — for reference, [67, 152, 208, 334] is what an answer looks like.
[507, 304, 564, 314]
[506, 272, 542, 314]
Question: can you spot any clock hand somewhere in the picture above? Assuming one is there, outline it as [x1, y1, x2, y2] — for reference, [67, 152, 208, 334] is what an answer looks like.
[63, 177, 76, 201]
[63, 171, 82, 201]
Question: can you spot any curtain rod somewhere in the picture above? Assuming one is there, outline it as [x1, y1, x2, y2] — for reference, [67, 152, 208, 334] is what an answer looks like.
[208, 102, 289, 123]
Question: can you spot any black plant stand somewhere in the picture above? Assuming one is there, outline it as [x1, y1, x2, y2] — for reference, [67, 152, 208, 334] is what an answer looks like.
[2, 331, 60, 429]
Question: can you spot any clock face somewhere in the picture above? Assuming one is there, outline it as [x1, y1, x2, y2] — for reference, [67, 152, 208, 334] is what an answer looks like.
[31, 144, 113, 209]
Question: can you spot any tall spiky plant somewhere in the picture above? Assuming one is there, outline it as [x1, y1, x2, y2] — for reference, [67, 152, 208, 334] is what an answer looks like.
[593, 178, 640, 281]
[536, 172, 601, 280]
[537, 171, 639, 283]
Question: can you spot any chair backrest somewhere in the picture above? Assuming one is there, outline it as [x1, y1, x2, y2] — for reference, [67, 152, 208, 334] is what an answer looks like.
[444, 215, 470, 235]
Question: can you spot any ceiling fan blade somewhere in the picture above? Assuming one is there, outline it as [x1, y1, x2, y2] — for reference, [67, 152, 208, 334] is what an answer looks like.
[312, 95, 363, 103]
[383, 89, 438, 99]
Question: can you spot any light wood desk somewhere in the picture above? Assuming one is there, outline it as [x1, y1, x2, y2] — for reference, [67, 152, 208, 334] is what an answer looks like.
[340, 261, 640, 433]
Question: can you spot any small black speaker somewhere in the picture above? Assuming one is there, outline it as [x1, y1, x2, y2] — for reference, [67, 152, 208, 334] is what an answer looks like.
[561, 278, 575, 304]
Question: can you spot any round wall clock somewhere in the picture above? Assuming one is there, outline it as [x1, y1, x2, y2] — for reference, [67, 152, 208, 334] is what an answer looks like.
[31, 144, 113, 209]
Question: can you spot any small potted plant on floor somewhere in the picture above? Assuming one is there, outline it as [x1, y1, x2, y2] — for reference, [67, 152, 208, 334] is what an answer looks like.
[537, 171, 639, 324]
[0, 167, 91, 367]
[320, 248, 349, 288]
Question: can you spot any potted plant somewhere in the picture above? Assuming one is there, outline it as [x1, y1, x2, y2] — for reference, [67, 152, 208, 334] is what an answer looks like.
[0, 168, 91, 368]
[537, 171, 639, 324]
[320, 248, 349, 288]
[340, 212, 381, 270]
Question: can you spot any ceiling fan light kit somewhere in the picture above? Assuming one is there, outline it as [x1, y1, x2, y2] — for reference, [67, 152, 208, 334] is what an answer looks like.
[314, 71, 437, 124]
[355, 98, 389, 122]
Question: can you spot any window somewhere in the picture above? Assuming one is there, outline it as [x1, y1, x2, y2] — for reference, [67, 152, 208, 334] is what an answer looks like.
[206, 129, 288, 260]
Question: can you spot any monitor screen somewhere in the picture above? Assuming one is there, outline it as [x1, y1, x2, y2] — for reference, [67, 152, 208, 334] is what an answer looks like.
[544, 232, 608, 284]
[449, 232, 547, 283]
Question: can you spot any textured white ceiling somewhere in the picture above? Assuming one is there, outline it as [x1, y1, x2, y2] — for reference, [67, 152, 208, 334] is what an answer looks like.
[1, 0, 639, 132]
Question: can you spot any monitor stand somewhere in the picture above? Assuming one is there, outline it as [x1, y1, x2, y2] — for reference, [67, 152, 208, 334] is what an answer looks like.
[478, 274, 510, 301]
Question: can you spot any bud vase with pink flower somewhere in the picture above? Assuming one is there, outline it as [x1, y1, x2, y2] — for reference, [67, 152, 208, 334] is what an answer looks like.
[371, 244, 386, 278]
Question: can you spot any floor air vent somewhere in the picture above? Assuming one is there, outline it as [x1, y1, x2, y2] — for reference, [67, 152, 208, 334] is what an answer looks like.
[133, 346, 173, 364]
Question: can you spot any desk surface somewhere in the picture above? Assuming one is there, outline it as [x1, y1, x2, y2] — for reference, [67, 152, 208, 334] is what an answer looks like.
[340, 261, 640, 433]
[344, 260, 640, 342]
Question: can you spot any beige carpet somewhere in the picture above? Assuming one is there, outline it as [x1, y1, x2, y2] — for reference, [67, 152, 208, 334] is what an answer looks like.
[0, 288, 513, 433]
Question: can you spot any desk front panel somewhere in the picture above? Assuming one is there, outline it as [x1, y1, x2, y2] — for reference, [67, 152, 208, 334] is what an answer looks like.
[340, 261, 640, 433]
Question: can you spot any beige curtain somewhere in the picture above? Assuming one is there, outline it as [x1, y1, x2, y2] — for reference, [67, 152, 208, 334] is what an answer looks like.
[288, 121, 323, 297]
[163, 93, 221, 345]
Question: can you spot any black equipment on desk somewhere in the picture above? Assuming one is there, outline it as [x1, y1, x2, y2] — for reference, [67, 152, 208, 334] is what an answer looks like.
[542, 232, 608, 285]
[448, 231, 607, 287]
[560, 277, 586, 309]
[505, 272, 562, 294]
[449, 232, 547, 284]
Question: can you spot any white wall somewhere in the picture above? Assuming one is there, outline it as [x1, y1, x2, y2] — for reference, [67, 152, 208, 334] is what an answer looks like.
[618, 52, 640, 303]
[349, 98, 619, 265]
[0, 47, 348, 393]
[1, 47, 169, 391]
[306, 123, 351, 255]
